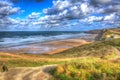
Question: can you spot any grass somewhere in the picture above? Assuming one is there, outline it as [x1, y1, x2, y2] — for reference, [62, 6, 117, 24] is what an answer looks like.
[0, 58, 66, 67]
[100, 28, 120, 40]
[0, 55, 15, 58]
[0, 38, 120, 68]
[50, 58, 120, 80]
[0, 28, 120, 80]
[48, 29, 120, 80]
[49, 38, 120, 58]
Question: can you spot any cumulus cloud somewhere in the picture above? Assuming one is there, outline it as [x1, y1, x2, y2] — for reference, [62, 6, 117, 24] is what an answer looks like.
[17, 0, 119, 30]
[43, 0, 93, 19]
[0, 0, 20, 30]
[80, 16, 103, 23]
[40, 0, 120, 29]
[0, 1, 20, 17]
[80, 13, 117, 23]
[27, 12, 41, 19]
[104, 13, 116, 21]
[0, 0, 120, 31]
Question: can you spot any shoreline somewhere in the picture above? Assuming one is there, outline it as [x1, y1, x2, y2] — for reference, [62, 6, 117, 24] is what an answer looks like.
[0, 32, 93, 48]
[0, 34, 97, 54]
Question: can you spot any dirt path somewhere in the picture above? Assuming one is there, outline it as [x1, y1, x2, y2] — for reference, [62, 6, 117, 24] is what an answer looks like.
[0, 65, 56, 80]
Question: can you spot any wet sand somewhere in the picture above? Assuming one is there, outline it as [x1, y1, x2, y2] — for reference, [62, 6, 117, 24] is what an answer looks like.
[0, 34, 97, 54]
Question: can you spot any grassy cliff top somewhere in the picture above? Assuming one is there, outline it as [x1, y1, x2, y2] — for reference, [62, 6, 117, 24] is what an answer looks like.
[50, 38, 120, 58]
[50, 28, 120, 80]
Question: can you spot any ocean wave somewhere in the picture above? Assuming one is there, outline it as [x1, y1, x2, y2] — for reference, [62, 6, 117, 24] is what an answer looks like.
[0, 32, 90, 47]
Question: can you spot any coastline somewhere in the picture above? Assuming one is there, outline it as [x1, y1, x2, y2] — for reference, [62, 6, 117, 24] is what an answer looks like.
[1, 28, 120, 80]
[0, 34, 97, 54]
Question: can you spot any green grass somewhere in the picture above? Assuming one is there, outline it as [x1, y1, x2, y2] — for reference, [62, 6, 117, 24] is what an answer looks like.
[103, 38, 120, 46]
[0, 59, 66, 67]
[49, 38, 120, 80]
[0, 28, 120, 80]
[22, 38, 120, 58]
[100, 28, 120, 40]
[49, 38, 120, 58]
[0, 55, 16, 58]
[103, 51, 117, 59]
[1, 38, 120, 68]
[50, 58, 120, 80]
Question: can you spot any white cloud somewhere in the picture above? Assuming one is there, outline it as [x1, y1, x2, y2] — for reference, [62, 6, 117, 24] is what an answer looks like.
[79, 16, 103, 23]
[1, 0, 120, 31]
[104, 13, 116, 21]
[28, 12, 41, 19]
[41, 0, 120, 29]
[0, 0, 20, 30]
[43, 0, 92, 19]
[0, 1, 20, 17]
[53, 0, 71, 11]
[81, 3, 91, 15]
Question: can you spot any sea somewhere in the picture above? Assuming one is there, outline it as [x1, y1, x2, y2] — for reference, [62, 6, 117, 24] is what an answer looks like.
[0, 31, 91, 48]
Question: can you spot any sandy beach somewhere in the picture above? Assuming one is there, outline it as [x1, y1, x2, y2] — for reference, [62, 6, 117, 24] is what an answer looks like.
[0, 31, 98, 55]
[0, 33, 97, 54]
[0, 38, 89, 54]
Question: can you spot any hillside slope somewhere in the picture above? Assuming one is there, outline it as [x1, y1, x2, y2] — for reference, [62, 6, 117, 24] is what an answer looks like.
[98, 28, 120, 40]
[0, 28, 120, 80]
[52, 38, 120, 59]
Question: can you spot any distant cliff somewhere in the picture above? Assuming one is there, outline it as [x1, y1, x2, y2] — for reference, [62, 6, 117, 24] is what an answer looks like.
[85, 27, 120, 41]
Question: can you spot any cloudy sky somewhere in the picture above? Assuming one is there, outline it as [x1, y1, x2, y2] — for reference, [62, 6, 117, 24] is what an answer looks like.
[0, 0, 120, 31]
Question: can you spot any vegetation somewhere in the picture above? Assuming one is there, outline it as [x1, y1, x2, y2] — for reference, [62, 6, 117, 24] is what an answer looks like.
[50, 38, 120, 58]
[1, 63, 8, 72]
[1, 38, 120, 68]
[100, 28, 120, 40]
[50, 58, 120, 80]
[0, 58, 66, 68]
[49, 28, 120, 80]
[0, 38, 120, 67]
[0, 28, 120, 80]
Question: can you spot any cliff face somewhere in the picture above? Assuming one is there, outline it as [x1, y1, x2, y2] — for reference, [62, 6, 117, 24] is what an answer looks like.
[99, 28, 120, 40]
[85, 27, 120, 41]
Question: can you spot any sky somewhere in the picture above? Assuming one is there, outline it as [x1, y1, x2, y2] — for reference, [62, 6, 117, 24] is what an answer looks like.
[0, 0, 120, 31]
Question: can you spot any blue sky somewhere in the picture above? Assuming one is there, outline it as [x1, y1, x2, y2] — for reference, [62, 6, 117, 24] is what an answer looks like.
[11, 0, 53, 18]
[0, 0, 120, 31]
